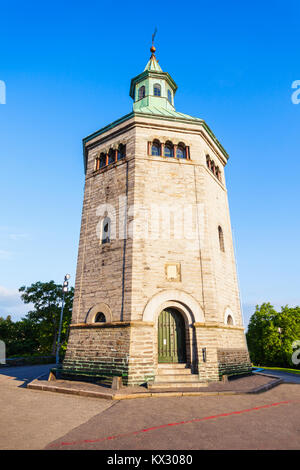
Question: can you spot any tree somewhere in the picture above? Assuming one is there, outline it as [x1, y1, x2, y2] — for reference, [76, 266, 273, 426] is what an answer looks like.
[0, 315, 15, 356]
[246, 303, 300, 368]
[0, 316, 40, 356]
[19, 281, 74, 356]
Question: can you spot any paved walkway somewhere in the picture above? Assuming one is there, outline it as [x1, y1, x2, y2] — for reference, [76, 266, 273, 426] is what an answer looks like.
[46, 384, 300, 450]
[1, 365, 299, 450]
[0, 364, 113, 450]
[258, 369, 300, 384]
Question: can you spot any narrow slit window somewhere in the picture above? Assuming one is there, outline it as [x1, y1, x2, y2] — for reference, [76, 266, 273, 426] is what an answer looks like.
[102, 217, 111, 244]
[218, 225, 225, 252]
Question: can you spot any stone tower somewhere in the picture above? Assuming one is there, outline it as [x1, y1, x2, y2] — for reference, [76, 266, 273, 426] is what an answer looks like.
[62, 44, 251, 387]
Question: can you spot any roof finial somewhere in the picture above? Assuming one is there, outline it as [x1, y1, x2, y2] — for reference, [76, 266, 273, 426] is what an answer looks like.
[150, 27, 157, 55]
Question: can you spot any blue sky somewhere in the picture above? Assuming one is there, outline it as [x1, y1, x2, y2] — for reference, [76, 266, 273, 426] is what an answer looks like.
[0, 0, 299, 328]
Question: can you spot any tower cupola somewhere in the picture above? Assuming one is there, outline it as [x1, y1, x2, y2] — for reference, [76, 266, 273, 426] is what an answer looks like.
[129, 44, 178, 112]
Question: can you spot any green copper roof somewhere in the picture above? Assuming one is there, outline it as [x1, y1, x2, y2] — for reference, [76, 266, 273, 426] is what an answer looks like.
[144, 54, 162, 72]
[130, 49, 177, 113]
[134, 105, 202, 121]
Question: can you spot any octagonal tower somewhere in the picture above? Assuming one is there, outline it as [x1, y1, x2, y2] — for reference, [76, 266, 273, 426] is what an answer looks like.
[62, 45, 251, 387]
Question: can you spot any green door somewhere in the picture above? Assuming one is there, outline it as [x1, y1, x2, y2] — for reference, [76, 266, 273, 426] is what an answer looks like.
[158, 308, 186, 363]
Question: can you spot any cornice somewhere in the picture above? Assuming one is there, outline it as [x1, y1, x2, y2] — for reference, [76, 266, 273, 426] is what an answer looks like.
[82, 112, 229, 173]
[70, 321, 154, 329]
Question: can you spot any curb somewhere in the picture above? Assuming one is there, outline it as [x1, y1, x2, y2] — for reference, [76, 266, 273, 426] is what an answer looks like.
[253, 370, 300, 385]
[27, 376, 283, 400]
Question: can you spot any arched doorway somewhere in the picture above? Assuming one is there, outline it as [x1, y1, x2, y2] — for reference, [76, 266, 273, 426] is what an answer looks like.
[158, 308, 186, 363]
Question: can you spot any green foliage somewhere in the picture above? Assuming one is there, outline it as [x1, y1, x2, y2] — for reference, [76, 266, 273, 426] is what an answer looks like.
[0, 280, 74, 359]
[246, 303, 300, 368]
[0, 316, 40, 356]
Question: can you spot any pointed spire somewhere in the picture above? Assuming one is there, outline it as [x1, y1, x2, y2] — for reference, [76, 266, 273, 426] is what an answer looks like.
[144, 28, 162, 72]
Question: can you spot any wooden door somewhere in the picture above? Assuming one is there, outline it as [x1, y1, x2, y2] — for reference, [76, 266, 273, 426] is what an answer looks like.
[158, 308, 186, 363]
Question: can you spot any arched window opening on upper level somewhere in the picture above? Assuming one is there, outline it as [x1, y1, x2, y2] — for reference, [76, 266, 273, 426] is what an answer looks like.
[153, 83, 161, 96]
[206, 154, 222, 182]
[151, 139, 161, 156]
[101, 217, 111, 245]
[176, 143, 186, 159]
[100, 153, 106, 168]
[138, 86, 145, 100]
[167, 89, 172, 104]
[94, 312, 106, 323]
[164, 141, 174, 158]
[226, 315, 233, 325]
[117, 144, 126, 160]
[218, 225, 225, 252]
[108, 148, 115, 165]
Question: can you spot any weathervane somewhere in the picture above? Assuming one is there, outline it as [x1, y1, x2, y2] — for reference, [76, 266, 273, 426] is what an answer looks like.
[151, 27, 157, 55]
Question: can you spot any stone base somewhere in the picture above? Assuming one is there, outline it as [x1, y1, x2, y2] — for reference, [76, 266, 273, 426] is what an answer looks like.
[62, 322, 251, 386]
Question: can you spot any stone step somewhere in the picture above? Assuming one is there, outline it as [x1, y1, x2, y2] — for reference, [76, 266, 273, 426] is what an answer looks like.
[157, 368, 192, 376]
[157, 363, 189, 369]
[155, 374, 198, 383]
[148, 381, 208, 390]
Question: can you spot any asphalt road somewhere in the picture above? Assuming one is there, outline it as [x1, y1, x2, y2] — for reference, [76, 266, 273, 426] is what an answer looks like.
[1, 365, 299, 450]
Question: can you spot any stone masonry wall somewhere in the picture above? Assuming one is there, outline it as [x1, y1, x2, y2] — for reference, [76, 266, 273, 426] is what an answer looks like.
[128, 325, 155, 385]
[195, 324, 251, 381]
[71, 122, 136, 325]
[131, 117, 242, 329]
[217, 348, 252, 377]
[63, 325, 131, 384]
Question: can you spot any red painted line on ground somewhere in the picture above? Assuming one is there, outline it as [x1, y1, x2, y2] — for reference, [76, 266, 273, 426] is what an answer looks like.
[49, 400, 295, 448]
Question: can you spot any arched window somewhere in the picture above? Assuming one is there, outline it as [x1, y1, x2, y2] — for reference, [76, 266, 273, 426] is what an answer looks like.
[138, 86, 145, 100]
[153, 83, 161, 96]
[167, 89, 172, 103]
[218, 226, 225, 252]
[227, 315, 233, 325]
[108, 148, 115, 165]
[211, 160, 215, 175]
[100, 152, 106, 168]
[94, 312, 106, 323]
[151, 140, 161, 156]
[101, 217, 111, 244]
[206, 155, 211, 169]
[117, 144, 126, 160]
[176, 143, 186, 159]
[164, 141, 174, 158]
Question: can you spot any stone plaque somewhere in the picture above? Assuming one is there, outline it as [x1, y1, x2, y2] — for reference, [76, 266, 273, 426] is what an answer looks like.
[165, 263, 181, 282]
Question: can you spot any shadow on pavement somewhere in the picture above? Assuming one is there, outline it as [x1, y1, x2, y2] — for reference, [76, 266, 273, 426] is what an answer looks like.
[0, 364, 55, 388]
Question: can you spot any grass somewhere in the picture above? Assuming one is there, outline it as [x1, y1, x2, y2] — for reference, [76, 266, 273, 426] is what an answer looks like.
[254, 366, 300, 375]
